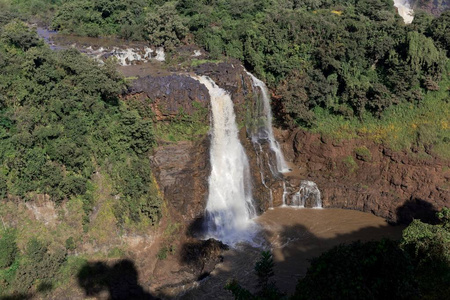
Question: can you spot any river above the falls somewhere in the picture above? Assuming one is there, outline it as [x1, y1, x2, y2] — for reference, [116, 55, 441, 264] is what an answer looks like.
[159, 207, 404, 299]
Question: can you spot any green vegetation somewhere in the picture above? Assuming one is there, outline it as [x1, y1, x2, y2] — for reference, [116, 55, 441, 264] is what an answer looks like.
[0, 0, 449, 297]
[0, 19, 161, 223]
[354, 146, 372, 162]
[0, 229, 17, 269]
[154, 103, 209, 142]
[0, 17, 163, 296]
[226, 251, 284, 300]
[2, 0, 447, 155]
[294, 239, 416, 300]
[303, 61, 450, 157]
[227, 209, 450, 300]
[342, 155, 358, 173]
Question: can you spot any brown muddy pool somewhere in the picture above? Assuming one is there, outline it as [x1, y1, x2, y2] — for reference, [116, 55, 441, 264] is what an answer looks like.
[164, 207, 404, 299]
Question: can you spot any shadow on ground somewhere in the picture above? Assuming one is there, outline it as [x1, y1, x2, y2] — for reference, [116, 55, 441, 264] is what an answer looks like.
[77, 259, 157, 300]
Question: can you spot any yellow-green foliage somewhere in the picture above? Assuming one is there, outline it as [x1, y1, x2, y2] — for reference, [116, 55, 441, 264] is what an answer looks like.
[88, 176, 119, 247]
[355, 146, 372, 162]
[154, 102, 209, 142]
[343, 156, 358, 173]
[308, 65, 450, 159]
[190, 59, 222, 68]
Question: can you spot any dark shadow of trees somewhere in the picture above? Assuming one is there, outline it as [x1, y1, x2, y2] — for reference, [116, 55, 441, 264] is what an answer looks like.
[3, 201, 439, 300]
[168, 207, 407, 299]
[396, 197, 439, 224]
[77, 259, 157, 300]
[0, 294, 33, 300]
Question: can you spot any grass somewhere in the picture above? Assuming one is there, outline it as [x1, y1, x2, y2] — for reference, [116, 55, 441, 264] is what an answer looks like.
[190, 59, 222, 68]
[343, 156, 358, 173]
[305, 68, 450, 159]
[355, 146, 372, 162]
[153, 103, 209, 143]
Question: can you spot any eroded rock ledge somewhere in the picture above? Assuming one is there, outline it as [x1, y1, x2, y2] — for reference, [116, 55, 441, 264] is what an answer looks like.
[279, 129, 450, 224]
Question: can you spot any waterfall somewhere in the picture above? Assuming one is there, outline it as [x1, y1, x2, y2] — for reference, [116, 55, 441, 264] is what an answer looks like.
[246, 72, 291, 173]
[394, 0, 414, 24]
[297, 181, 322, 208]
[195, 76, 258, 246]
[283, 181, 322, 208]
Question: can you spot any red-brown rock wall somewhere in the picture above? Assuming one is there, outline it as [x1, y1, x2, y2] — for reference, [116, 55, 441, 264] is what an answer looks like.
[277, 129, 450, 223]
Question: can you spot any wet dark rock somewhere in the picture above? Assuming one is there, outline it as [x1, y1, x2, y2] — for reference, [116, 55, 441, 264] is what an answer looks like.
[180, 238, 229, 279]
[129, 75, 210, 120]
[150, 138, 210, 222]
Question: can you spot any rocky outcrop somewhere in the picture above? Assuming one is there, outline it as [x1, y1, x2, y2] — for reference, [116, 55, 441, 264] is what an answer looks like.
[194, 61, 255, 124]
[129, 75, 210, 120]
[277, 129, 450, 224]
[136, 60, 449, 227]
[150, 138, 210, 223]
[411, 0, 450, 16]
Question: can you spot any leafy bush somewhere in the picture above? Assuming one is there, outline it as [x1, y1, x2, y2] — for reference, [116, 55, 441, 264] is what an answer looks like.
[354, 146, 372, 162]
[293, 239, 417, 300]
[0, 19, 162, 225]
[14, 238, 67, 293]
[342, 155, 358, 173]
[226, 251, 283, 300]
[400, 211, 450, 298]
[0, 229, 17, 269]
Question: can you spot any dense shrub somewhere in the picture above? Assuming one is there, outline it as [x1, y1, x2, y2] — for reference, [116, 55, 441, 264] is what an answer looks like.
[14, 238, 67, 293]
[0, 230, 18, 269]
[0, 20, 162, 223]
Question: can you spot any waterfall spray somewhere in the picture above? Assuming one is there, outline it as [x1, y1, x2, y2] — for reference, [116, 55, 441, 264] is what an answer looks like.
[194, 76, 258, 245]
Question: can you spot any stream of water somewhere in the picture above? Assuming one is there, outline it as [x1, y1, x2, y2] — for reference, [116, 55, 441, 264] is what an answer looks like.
[246, 72, 291, 174]
[195, 76, 259, 246]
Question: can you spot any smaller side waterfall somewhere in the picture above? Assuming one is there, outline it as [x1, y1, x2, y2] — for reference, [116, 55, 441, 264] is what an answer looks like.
[297, 181, 322, 208]
[394, 0, 414, 24]
[283, 181, 322, 208]
[195, 75, 258, 246]
[246, 72, 291, 173]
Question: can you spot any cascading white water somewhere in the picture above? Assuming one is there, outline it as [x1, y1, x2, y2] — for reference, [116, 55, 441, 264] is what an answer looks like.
[246, 72, 291, 173]
[297, 181, 322, 208]
[282, 181, 288, 206]
[282, 181, 322, 208]
[195, 76, 258, 246]
[394, 0, 414, 24]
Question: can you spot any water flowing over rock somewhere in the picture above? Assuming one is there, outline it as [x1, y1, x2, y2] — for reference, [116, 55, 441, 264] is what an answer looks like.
[194, 76, 258, 246]
[36, 27, 166, 65]
[394, 0, 414, 24]
[246, 72, 291, 174]
[293, 181, 322, 208]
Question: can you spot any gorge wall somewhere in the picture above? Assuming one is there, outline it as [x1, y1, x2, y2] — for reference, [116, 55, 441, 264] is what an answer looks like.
[132, 61, 449, 229]
[278, 129, 450, 224]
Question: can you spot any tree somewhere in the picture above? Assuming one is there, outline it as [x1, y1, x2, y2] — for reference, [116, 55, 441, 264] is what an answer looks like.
[1, 20, 42, 51]
[145, 2, 188, 48]
[0, 229, 18, 269]
[429, 10, 450, 55]
[225, 251, 283, 300]
[293, 239, 417, 300]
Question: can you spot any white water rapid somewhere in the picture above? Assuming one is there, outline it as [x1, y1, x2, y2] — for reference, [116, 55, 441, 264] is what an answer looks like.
[246, 72, 291, 173]
[195, 76, 258, 246]
[394, 0, 414, 24]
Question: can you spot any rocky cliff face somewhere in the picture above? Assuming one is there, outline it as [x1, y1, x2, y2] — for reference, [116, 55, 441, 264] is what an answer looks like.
[134, 61, 448, 229]
[150, 138, 210, 223]
[278, 129, 450, 224]
[129, 74, 210, 120]
[194, 61, 255, 124]
[411, 0, 450, 16]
